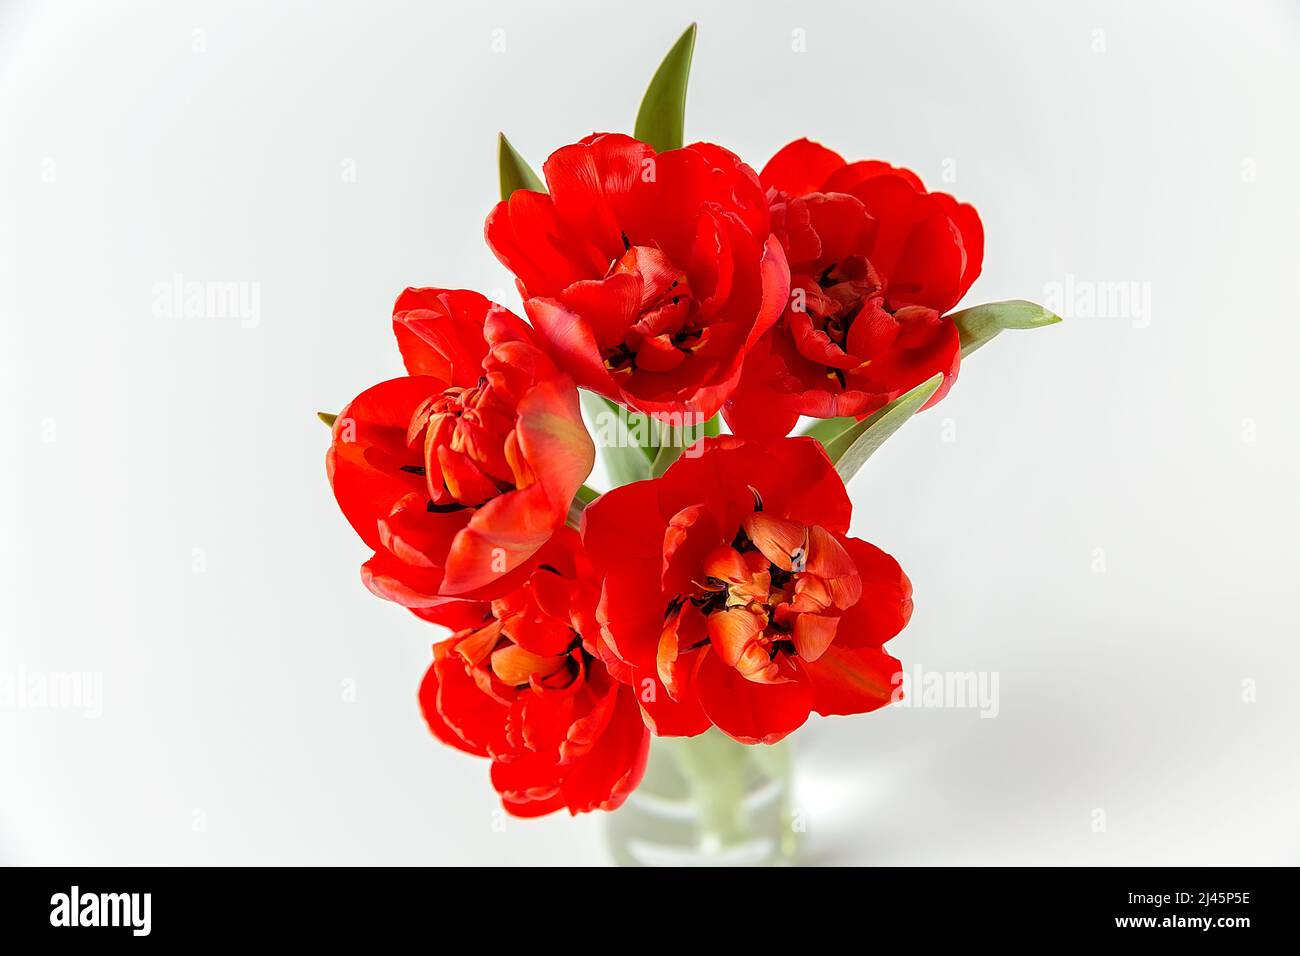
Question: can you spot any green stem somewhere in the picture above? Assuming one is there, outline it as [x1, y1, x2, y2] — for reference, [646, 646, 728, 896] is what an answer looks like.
[667, 730, 749, 848]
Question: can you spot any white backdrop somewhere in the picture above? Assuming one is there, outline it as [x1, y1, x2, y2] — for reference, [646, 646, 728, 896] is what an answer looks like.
[2, 0, 1297, 865]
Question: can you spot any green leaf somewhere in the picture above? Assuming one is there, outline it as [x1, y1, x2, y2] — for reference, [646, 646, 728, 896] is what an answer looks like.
[498, 132, 545, 201]
[634, 24, 697, 152]
[824, 374, 944, 484]
[316, 411, 337, 427]
[952, 299, 1061, 358]
[581, 391, 652, 486]
[650, 441, 684, 478]
[602, 397, 656, 462]
[800, 416, 856, 449]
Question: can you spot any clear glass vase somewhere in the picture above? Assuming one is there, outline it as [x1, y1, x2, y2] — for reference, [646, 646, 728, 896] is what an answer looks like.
[604, 729, 798, 866]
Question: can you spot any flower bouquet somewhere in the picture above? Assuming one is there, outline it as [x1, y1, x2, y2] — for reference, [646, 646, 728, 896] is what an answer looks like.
[320, 24, 1058, 864]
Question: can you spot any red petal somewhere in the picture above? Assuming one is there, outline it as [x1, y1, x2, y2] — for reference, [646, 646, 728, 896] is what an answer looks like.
[801, 192, 874, 270]
[657, 435, 852, 535]
[326, 376, 443, 553]
[804, 645, 903, 717]
[524, 296, 621, 397]
[760, 138, 847, 195]
[418, 656, 489, 757]
[490, 753, 566, 817]
[694, 649, 812, 745]
[391, 288, 494, 383]
[830, 537, 914, 649]
[543, 133, 653, 258]
[559, 684, 651, 814]
[439, 377, 592, 596]
[485, 189, 606, 297]
[430, 644, 513, 757]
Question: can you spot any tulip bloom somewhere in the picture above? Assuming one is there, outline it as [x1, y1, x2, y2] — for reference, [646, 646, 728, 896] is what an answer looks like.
[582, 436, 912, 744]
[418, 529, 650, 816]
[486, 133, 789, 422]
[327, 288, 594, 606]
[724, 139, 984, 437]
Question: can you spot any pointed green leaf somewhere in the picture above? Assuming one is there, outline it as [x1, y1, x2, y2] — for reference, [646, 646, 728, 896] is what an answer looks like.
[952, 299, 1061, 358]
[581, 391, 652, 487]
[498, 132, 545, 201]
[634, 24, 697, 152]
[824, 374, 944, 484]
[317, 411, 337, 428]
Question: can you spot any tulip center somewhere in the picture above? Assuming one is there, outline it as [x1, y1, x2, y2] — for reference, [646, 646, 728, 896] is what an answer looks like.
[430, 379, 488, 421]
[408, 378, 519, 510]
[601, 239, 703, 376]
[784, 256, 899, 388]
[455, 588, 589, 694]
[660, 505, 863, 686]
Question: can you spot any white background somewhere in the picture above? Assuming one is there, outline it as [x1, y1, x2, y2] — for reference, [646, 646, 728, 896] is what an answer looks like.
[2, 0, 1297, 865]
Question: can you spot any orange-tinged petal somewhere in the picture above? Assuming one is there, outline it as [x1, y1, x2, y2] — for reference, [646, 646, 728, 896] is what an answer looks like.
[656, 618, 683, 699]
[490, 644, 560, 686]
[735, 640, 784, 684]
[706, 607, 765, 667]
[806, 526, 863, 608]
[793, 613, 839, 662]
[456, 619, 503, 667]
[743, 512, 806, 571]
[701, 545, 751, 584]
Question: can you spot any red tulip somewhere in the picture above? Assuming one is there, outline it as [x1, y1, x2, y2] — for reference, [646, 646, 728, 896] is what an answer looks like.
[486, 133, 789, 423]
[327, 288, 594, 606]
[724, 139, 984, 437]
[417, 528, 650, 816]
[582, 436, 912, 744]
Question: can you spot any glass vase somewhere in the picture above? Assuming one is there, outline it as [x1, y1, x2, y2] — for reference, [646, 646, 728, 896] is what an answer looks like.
[604, 728, 798, 866]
